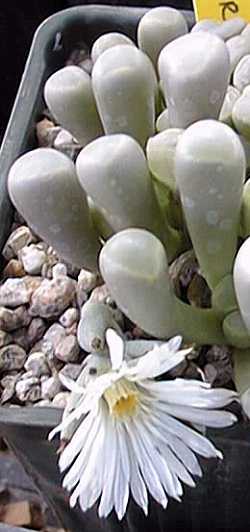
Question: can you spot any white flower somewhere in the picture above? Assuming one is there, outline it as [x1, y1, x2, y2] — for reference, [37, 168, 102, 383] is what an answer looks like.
[49, 330, 237, 521]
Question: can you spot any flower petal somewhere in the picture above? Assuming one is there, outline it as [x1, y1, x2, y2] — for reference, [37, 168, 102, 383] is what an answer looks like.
[124, 419, 168, 509]
[106, 328, 124, 370]
[159, 402, 237, 429]
[127, 342, 192, 381]
[142, 380, 238, 409]
[134, 414, 182, 501]
[151, 408, 223, 459]
[62, 407, 103, 490]
[98, 417, 118, 518]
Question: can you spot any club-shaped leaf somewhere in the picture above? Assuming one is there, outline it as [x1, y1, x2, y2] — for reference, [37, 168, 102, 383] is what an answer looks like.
[175, 120, 245, 289]
[8, 148, 101, 271]
[158, 32, 230, 128]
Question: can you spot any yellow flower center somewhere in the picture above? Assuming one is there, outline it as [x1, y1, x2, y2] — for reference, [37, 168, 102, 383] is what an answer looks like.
[104, 378, 139, 419]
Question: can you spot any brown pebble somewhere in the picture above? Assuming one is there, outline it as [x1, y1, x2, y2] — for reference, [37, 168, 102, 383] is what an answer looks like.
[29, 277, 75, 318]
[0, 330, 12, 348]
[0, 276, 42, 308]
[36, 118, 59, 147]
[0, 306, 31, 332]
[2, 226, 36, 260]
[55, 334, 80, 362]
[2, 259, 25, 279]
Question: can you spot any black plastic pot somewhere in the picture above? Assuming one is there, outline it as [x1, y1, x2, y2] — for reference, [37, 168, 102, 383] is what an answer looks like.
[0, 5, 249, 532]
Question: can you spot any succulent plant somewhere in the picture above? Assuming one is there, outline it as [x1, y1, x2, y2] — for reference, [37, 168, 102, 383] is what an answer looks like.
[7, 8, 250, 413]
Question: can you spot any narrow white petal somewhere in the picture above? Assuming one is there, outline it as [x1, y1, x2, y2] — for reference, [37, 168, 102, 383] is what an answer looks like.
[127, 345, 192, 381]
[134, 414, 182, 501]
[98, 419, 118, 518]
[59, 374, 85, 394]
[70, 405, 107, 508]
[59, 409, 96, 471]
[124, 419, 168, 509]
[159, 402, 237, 428]
[142, 381, 238, 409]
[113, 440, 129, 521]
[138, 410, 197, 486]
[62, 409, 103, 490]
[151, 408, 223, 459]
[106, 328, 124, 370]
[125, 427, 148, 515]
[117, 423, 130, 481]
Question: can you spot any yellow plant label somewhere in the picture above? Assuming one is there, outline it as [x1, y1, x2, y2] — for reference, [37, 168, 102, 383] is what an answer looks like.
[193, 1, 250, 23]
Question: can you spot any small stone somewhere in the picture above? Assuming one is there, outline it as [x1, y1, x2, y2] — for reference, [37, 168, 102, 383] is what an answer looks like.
[30, 338, 54, 359]
[0, 330, 12, 348]
[15, 375, 41, 403]
[59, 307, 79, 328]
[41, 250, 59, 279]
[187, 274, 211, 308]
[205, 345, 233, 386]
[59, 363, 82, 380]
[29, 276, 75, 318]
[0, 306, 31, 332]
[2, 259, 25, 279]
[36, 118, 60, 147]
[53, 129, 82, 161]
[233, 54, 250, 92]
[27, 318, 47, 347]
[44, 323, 66, 349]
[65, 322, 78, 336]
[0, 345, 26, 372]
[55, 334, 80, 362]
[0, 277, 42, 308]
[24, 352, 50, 377]
[204, 363, 218, 384]
[88, 284, 110, 304]
[0, 374, 19, 404]
[78, 269, 99, 292]
[11, 328, 30, 351]
[19, 244, 47, 275]
[41, 375, 62, 400]
[52, 391, 70, 408]
[52, 263, 68, 278]
[34, 399, 52, 407]
[2, 226, 36, 260]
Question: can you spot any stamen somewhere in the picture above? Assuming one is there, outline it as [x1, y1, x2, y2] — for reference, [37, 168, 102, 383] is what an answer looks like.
[104, 378, 139, 419]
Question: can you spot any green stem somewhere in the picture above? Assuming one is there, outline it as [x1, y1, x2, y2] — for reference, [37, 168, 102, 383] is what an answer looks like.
[212, 274, 238, 318]
[174, 297, 226, 345]
[233, 347, 250, 394]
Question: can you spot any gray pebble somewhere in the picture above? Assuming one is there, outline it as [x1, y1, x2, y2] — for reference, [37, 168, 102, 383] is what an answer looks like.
[0, 345, 27, 372]
[41, 375, 62, 400]
[19, 244, 47, 275]
[15, 375, 41, 403]
[59, 363, 82, 380]
[233, 55, 250, 92]
[11, 328, 30, 352]
[34, 399, 52, 407]
[24, 351, 50, 377]
[52, 391, 70, 408]
[78, 268, 99, 292]
[59, 307, 79, 328]
[44, 323, 66, 350]
[27, 318, 47, 347]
